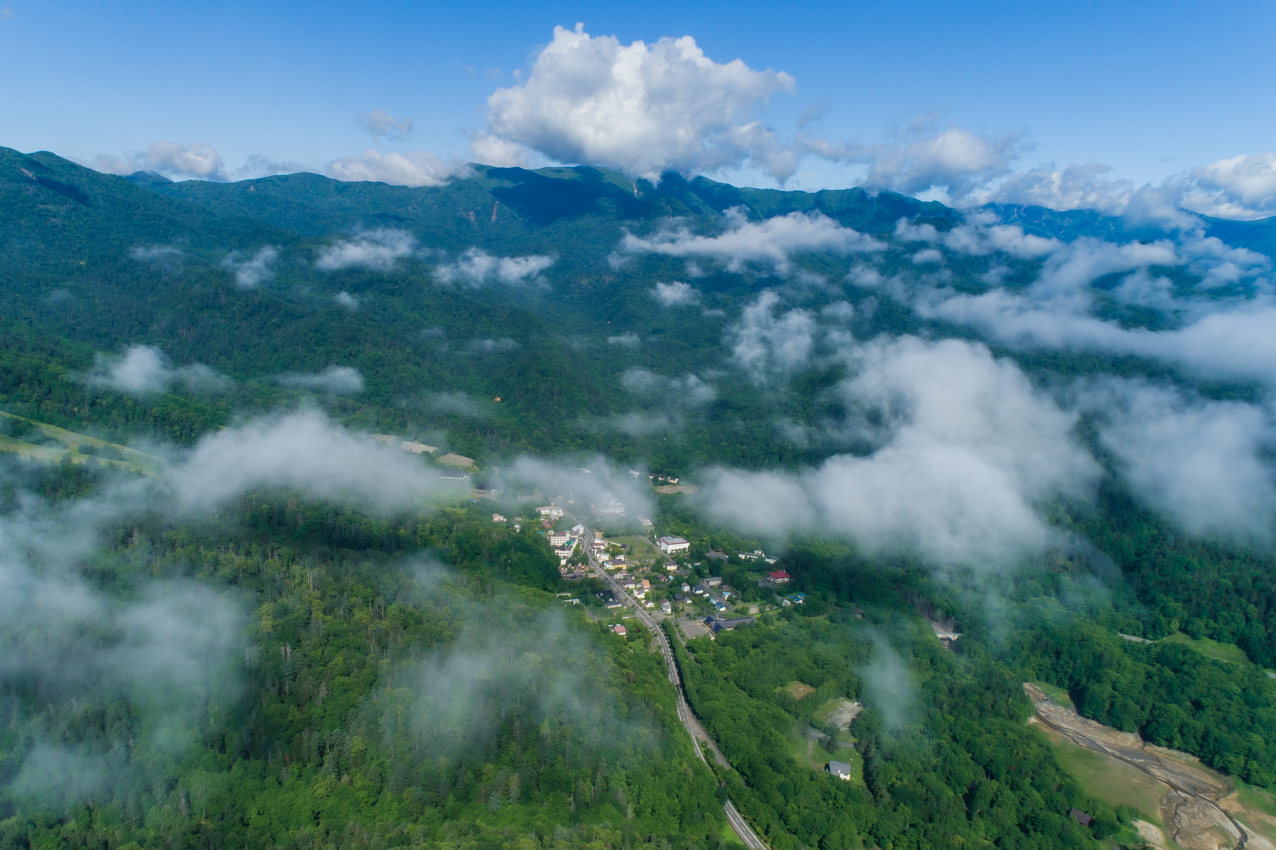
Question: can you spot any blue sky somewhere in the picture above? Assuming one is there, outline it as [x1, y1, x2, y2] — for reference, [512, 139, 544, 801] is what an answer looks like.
[2, 0, 1273, 215]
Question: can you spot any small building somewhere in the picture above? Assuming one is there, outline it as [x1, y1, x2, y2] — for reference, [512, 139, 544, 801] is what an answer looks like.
[826, 761, 852, 781]
[788, 592, 807, 605]
[657, 536, 690, 554]
[537, 505, 565, 519]
[548, 530, 570, 547]
[638, 516, 654, 529]
[492, 513, 506, 522]
[768, 570, 792, 584]
[681, 583, 691, 593]
[1069, 809, 1093, 827]
[612, 624, 627, 637]
[705, 615, 756, 633]
[661, 600, 672, 615]
[704, 576, 722, 587]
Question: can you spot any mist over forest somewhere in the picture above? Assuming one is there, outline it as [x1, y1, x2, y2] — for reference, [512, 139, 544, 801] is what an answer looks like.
[4, 138, 1276, 850]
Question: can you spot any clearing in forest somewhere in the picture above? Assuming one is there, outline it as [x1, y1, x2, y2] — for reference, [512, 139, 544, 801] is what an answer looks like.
[782, 681, 815, 700]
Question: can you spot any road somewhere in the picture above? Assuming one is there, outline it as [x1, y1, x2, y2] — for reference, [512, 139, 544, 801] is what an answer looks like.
[577, 524, 768, 850]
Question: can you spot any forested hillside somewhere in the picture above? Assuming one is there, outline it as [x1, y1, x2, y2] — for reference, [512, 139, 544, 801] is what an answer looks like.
[5, 145, 1276, 850]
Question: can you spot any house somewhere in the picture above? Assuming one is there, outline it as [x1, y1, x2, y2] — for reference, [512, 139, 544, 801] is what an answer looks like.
[537, 505, 565, 519]
[492, 513, 506, 522]
[612, 625, 627, 637]
[638, 516, 654, 529]
[665, 561, 678, 571]
[641, 579, 651, 591]
[704, 576, 722, 587]
[826, 761, 852, 781]
[661, 600, 672, 614]
[788, 592, 807, 605]
[657, 536, 690, 555]
[681, 583, 691, 593]
[1069, 809, 1093, 827]
[768, 570, 792, 584]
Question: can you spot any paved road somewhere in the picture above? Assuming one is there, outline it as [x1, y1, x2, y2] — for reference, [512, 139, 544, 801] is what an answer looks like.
[577, 525, 768, 850]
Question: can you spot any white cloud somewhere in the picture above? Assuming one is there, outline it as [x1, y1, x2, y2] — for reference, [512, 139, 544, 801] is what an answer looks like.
[483, 23, 796, 182]
[434, 248, 554, 286]
[500, 454, 655, 519]
[620, 208, 883, 274]
[129, 245, 182, 262]
[276, 365, 365, 395]
[358, 109, 413, 141]
[324, 149, 453, 187]
[1184, 152, 1276, 220]
[1079, 380, 1276, 540]
[857, 126, 1019, 201]
[167, 410, 465, 512]
[467, 337, 519, 353]
[700, 336, 1098, 566]
[87, 345, 231, 396]
[650, 280, 700, 306]
[221, 246, 278, 287]
[316, 229, 416, 272]
[728, 290, 817, 380]
[911, 248, 943, 265]
[469, 133, 534, 168]
[607, 333, 641, 348]
[621, 368, 717, 405]
[92, 141, 228, 181]
[334, 290, 359, 309]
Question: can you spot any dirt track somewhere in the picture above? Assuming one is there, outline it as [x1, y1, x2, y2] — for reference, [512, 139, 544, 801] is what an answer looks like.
[1024, 683, 1275, 850]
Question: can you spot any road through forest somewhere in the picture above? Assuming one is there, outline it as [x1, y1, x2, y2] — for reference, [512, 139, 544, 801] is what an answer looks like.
[574, 523, 769, 850]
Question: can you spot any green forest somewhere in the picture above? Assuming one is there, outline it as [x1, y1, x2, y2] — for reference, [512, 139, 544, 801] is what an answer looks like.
[5, 145, 1276, 849]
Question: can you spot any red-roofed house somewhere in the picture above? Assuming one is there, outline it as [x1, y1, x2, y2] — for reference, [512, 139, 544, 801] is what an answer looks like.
[769, 570, 792, 584]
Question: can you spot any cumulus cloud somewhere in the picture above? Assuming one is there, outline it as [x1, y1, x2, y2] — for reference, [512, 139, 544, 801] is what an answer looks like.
[650, 280, 700, 306]
[93, 140, 228, 181]
[276, 365, 365, 395]
[1078, 380, 1276, 540]
[854, 125, 1020, 202]
[700, 337, 1098, 566]
[1184, 152, 1276, 220]
[620, 207, 883, 274]
[166, 410, 466, 512]
[434, 248, 554, 286]
[469, 133, 534, 168]
[898, 223, 1276, 385]
[87, 345, 231, 395]
[316, 229, 416, 271]
[324, 149, 453, 187]
[728, 290, 818, 380]
[221, 245, 278, 287]
[358, 109, 413, 141]
[483, 24, 796, 182]
[334, 290, 359, 309]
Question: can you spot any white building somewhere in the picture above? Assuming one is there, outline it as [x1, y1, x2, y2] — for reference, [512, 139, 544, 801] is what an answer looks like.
[657, 536, 690, 555]
[548, 530, 570, 547]
[537, 505, 565, 519]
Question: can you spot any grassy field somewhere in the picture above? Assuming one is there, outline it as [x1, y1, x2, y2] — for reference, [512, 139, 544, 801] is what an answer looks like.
[1032, 680, 1074, 708]
[1039, 724, 1168, 830]
[0, 410, 158, 475]
[782, 681, 815, 700]
[789, 726, 864, 785]
[612, 535, 661, 563]
[1158, 632, 1251, 665]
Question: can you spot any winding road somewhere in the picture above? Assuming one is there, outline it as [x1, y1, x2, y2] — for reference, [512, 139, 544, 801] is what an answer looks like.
[577, 524, 768, 850]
